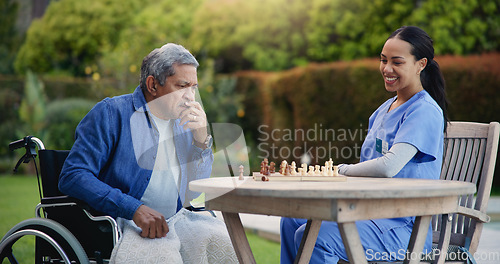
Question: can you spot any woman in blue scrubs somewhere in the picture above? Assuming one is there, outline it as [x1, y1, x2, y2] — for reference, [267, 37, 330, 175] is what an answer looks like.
[280, 26, 449, 263]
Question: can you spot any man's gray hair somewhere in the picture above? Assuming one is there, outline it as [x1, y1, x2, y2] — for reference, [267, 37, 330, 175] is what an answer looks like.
[140, 43, 199, 91]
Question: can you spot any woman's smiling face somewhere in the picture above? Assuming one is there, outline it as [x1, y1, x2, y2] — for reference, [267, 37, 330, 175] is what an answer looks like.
[380, 37, 426, 95]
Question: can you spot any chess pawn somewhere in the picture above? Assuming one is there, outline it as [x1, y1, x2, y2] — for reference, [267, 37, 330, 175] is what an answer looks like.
[333, 165, 339, 176]
[269, 162, 276, 174]
[298, 168, 304, 176]
[239, 165, 244, 180]
[290, 161, 297, 175]
[285, 165, 291, 176]
[314, 165, 320, 175]
[308, 166, 315, 176]
[321, 166, 326, 176]
[260, 160, 265, 174]
[301, 163, 307, 175]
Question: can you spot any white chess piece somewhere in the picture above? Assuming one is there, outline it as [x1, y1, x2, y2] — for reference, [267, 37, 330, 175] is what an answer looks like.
[328, 159, 334, 176]
[280, 160, 288, 174]
[290, 161, 297, 175]
[325, 161, 331, 175]
[308, 166, 315, 176]
[301, 163, 307, 176]
[239, 165, 244, 180]
[314, 165, 320, 175]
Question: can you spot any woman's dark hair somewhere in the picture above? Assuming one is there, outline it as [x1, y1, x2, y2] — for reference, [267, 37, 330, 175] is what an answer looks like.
[388, 26, 449, 131]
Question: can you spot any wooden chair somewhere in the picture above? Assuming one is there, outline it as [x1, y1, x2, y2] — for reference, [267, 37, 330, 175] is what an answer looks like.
[340, 121, 500, 264]
[430, 121, 499, 264]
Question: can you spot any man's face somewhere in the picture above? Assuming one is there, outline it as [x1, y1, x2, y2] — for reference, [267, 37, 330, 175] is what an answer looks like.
[149, 64, 198, 120]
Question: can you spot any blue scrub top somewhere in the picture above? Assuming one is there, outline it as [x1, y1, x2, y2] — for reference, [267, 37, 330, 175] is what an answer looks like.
[361, 90, 444, 180]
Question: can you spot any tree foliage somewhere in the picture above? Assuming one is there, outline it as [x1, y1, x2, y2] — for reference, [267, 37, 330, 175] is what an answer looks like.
[0, 0, 21, 74]
[99, 0, 202, 84]
[14, 0, 143, 75]
[13, 0, 500, 74]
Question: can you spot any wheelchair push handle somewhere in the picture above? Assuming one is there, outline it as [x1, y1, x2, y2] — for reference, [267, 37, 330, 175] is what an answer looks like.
[9, 136, 45, 151]
[9, 136, 45, 173]
[8, 138, 26, 151]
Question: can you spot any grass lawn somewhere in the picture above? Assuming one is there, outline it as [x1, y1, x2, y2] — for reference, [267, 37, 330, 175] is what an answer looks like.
[0, 175, 39, 263]
[0, 175, 280, 263]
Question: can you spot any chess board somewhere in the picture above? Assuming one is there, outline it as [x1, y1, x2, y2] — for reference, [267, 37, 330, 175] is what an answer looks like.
[252, 172, 347, 182]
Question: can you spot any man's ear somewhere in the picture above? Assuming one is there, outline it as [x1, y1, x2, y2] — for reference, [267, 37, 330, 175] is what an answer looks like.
[145, 75, 157, 96]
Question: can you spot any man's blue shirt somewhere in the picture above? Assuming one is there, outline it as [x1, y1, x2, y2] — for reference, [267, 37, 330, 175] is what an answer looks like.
[59, 86, 213, 220]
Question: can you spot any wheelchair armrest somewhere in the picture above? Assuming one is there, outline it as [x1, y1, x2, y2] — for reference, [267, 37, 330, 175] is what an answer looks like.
[185, 206, 216, 218]
[38, 195, 120, 247]
[41, 195, 79, 205]
[39, 195, 107, 216]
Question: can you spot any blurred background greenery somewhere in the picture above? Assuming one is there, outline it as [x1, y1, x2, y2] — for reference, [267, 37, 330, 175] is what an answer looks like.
[1, 0, 499, 174]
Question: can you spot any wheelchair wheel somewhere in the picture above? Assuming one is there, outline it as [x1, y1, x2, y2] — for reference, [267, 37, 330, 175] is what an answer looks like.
[0, 218, 89, 264]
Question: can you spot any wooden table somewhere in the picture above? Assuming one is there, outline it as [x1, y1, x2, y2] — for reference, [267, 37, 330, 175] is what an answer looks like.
[189, 176, 476, 264]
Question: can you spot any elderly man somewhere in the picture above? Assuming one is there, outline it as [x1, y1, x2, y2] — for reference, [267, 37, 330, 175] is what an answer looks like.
[59, 43, 237, 263]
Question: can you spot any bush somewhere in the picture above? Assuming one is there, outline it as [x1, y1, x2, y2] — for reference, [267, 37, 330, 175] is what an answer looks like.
[44, 98, 96, 150]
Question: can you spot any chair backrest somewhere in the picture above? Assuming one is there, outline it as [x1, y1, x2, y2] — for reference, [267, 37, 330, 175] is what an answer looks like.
[38, 149, 70, 198]
[433, 121, 500, 254]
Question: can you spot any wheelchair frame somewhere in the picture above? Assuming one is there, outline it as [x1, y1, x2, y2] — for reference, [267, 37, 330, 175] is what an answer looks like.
[0, 136, 119, 264]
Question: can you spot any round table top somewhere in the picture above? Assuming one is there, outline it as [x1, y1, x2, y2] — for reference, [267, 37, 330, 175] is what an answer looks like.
[189, 176, 476, 199]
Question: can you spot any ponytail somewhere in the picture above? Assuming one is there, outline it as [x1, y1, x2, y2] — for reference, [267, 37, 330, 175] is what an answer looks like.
[421, 59, 449, 132]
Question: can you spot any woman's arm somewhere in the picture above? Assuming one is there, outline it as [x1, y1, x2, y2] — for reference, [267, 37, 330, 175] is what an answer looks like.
[338, 143, 418, 178]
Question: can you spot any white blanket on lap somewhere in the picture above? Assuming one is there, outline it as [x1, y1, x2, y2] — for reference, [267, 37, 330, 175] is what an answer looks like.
[110, 209, 238, 264]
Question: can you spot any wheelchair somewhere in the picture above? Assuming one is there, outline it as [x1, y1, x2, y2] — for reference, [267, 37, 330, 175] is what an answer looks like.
[1, 125, 248, 263]
[0, 136, 119, 264]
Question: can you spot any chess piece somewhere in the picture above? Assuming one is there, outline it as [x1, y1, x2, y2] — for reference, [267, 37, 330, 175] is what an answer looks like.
[314, 165, 320, 175]
[284, 165, 291, 175]
[327, 158, 334, 176]
[321, 166, 326, 176]
[297, 168, 303, 176]
[261, 158, 269, 174]
[269, 162, 276, 174]
[239, 165, 244, 180]
[279, 160, 288, 174]
[301, 163, 307, 175]
[290, 161, 297, 175]
[308, 166, 315, 176]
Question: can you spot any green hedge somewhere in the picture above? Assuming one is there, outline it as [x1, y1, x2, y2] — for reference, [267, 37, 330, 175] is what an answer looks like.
[235, 53, 500, 185]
